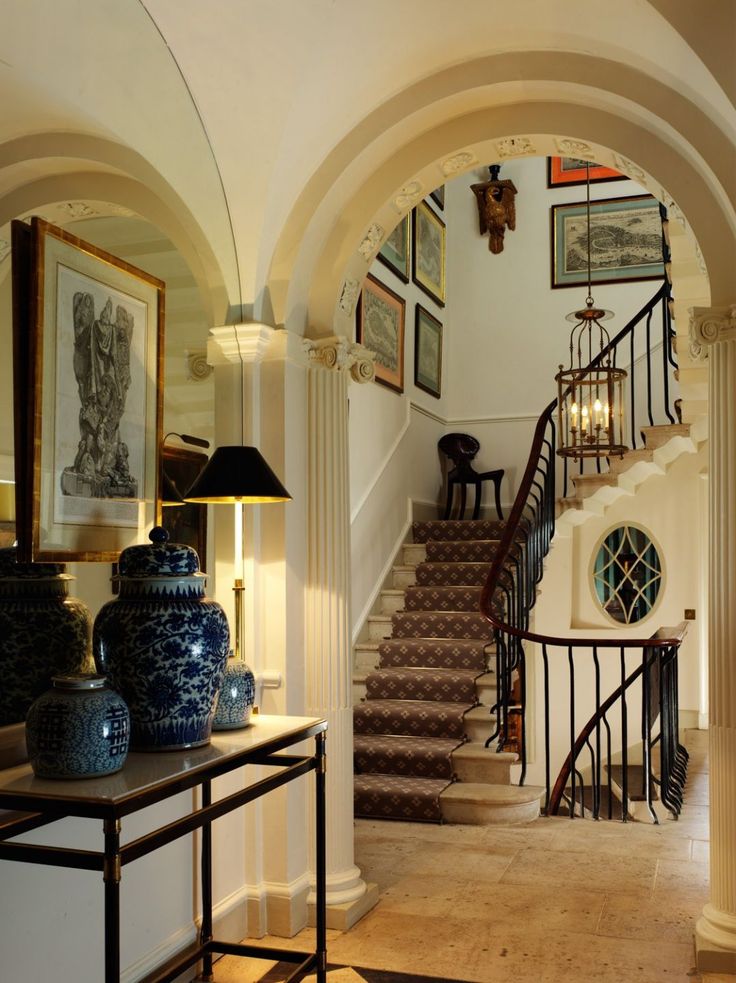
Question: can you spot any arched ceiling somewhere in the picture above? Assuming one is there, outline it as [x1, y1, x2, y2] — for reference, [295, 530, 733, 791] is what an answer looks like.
[0, 0, 733, 331]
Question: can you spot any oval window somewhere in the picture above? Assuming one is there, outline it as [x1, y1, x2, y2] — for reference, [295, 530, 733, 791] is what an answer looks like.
[592, 524, 663, 625]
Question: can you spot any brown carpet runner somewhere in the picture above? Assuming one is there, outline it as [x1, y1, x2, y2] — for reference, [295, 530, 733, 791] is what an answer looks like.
[354, 518, 504, 822]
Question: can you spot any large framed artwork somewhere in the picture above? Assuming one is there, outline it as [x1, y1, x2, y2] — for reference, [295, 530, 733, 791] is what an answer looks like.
[11, 217, 164, 561]
[412, 200, 446, 307]
[356, 273, 405, 393]
[547, 157, 624, 188]
[161, 445, 208, 570]
[550, 194, 665, 289]
[377, 214, 410, 283]
[414, 305, 442, 399]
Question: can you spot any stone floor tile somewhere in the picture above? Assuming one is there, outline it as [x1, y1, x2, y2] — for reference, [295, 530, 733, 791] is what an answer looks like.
[500, 846, 657, 897]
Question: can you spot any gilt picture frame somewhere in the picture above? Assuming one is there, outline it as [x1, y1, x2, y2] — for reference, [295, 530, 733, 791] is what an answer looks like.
[430, 185, 445, 210]
[11, 216, 164, 561]
[412, 200, 446, 307]
[356, 273, 405, 393]
[547, 157, 625, 188]
[550, 194, 665, 289]
[377, 214, 410, 283]
[414, 305, 442, 399]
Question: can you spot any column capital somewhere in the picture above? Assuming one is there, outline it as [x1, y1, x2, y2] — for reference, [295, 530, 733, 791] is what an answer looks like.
[689, 305, 736, 359]
[304, 336, 375, 384]
[208, 323, 275, 366]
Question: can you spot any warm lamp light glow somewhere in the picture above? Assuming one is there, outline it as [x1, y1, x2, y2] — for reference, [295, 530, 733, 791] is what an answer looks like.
[183, 446, 291, 504]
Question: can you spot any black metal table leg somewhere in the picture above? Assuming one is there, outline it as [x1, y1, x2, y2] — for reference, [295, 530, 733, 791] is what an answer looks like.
[103, 817, 122, 983]
[200, 779, 214, 982]
[315, 731, 327, 982]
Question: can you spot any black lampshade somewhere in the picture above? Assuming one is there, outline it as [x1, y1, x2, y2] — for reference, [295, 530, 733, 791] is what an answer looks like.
[183, 446, 292, 504]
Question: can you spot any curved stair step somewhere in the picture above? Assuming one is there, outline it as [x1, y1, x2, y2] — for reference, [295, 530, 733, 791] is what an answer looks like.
[451, 744, 518, 784]
[354, 734, 460, 780]
[440, 783, 543, 825]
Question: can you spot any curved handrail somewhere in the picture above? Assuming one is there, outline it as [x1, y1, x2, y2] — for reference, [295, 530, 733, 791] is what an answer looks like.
[547, 622, 688, 815]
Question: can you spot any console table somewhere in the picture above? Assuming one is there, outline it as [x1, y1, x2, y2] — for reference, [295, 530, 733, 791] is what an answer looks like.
[0, 714, 327, 982]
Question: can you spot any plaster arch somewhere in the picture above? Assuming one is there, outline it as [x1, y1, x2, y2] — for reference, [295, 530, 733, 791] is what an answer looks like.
[0, 133, 232, 325]
[263, 50, 733, 333]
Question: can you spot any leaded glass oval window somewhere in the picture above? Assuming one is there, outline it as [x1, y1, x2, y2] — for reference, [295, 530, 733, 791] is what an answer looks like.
[592, 525, 663, 625]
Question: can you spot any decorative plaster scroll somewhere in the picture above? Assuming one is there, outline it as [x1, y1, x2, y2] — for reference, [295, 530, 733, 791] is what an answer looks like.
[0, 238, 9, 263]
[689, 306, 736, 359]
[57, 201, 99, 220]
[393, 181, 424, 211]
[612, 154, 647, 184]
[358, 224, 384, 261]
[339, 278, 360, 316]
[694, 241, 707, 275]
[495, 137, 535, 158]
[305, 337, 375, 384]
[185, 349, 213, 382]
[555, 138, 594, 159]
[442, 151, 478, 176]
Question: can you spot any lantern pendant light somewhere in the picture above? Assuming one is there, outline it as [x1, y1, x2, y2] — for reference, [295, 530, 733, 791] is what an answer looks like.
[555, 163, 627, 460]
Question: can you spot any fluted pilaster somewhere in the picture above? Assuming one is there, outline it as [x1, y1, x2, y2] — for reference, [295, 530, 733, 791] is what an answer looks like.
[304, 336, 378, 926]
[692, 305, 736, 971]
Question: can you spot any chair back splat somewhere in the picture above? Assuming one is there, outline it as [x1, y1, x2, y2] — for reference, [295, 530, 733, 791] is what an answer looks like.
[438, 432, 504, 520]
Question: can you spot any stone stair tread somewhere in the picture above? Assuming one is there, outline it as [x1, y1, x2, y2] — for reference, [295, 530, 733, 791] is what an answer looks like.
[451, 744, 518, 764]
[464, 705, 497, 722]
[440, 782, 543, 806]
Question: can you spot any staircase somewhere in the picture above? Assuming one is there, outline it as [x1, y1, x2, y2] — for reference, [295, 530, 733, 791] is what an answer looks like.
[353, 518, 542, 825]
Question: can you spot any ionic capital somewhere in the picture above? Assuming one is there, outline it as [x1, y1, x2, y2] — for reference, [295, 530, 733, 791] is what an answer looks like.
[304, 336, 376, 384]
[689, 306, 736, 359]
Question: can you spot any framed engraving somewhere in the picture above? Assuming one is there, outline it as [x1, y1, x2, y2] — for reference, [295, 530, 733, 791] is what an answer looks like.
[12, 217, 164, 561]
[412, 200, 446, 307]
[356, 273, 405, 393]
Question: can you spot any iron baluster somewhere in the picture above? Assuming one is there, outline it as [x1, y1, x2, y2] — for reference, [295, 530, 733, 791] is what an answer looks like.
[620, 646, 629, 822]
[568, 645, 576, 819]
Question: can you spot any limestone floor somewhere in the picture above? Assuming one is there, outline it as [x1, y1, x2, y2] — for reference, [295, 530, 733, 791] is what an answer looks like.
[216, 729, 734, 983]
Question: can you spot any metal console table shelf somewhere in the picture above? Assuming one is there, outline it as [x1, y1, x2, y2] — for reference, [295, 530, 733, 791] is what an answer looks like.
[0, 714, 327, 983]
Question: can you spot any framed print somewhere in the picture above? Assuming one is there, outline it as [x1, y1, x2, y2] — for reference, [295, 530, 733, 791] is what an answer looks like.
[356, 273, 405, 393]
[161, 445, 208, 570]
[412, 200, 446, 306]
[414, 305, 442, 399]
[551, 195, 665, 289]
[12, 216, 164, 561]
[547, 157, 624, 187]
[430, 185, 445, 210]
[377, 214, 410, 283]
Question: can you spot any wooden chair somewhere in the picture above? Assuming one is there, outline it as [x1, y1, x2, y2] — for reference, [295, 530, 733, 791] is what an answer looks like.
[438, 433, 504, 520]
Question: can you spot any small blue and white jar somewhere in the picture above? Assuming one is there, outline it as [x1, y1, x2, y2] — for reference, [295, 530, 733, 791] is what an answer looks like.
[25, 674, 130, 779]
[213, 657, 256, 730]
[93, 527, 230, 751]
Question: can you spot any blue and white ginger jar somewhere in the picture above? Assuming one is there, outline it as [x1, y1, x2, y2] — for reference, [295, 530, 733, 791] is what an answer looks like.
[213, 656, 256, 730]
[0, 548, 91, 727]
[93, 527, 229, 751]
[26, 674, 130, 779]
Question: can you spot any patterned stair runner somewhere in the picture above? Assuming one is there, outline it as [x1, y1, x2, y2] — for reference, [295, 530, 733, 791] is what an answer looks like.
[354, 519, 503, 822]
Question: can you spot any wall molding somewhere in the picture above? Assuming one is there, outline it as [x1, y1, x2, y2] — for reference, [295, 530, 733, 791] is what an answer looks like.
[352, 499, 412, 644]
[350, 397, 411, 523]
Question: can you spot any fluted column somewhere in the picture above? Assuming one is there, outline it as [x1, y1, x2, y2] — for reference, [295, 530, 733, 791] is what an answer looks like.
[304, 336, 378, 929]
[691, 305, 736, 972]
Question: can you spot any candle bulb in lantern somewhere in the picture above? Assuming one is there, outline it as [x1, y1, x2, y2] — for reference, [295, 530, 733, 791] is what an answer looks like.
[594, 398, 602, 428]
[581, 405, 588, 432]
[571, 402, 578, 429]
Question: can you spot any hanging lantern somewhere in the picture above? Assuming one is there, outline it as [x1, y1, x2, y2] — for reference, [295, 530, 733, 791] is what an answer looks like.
[555, 163, 627, 461]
